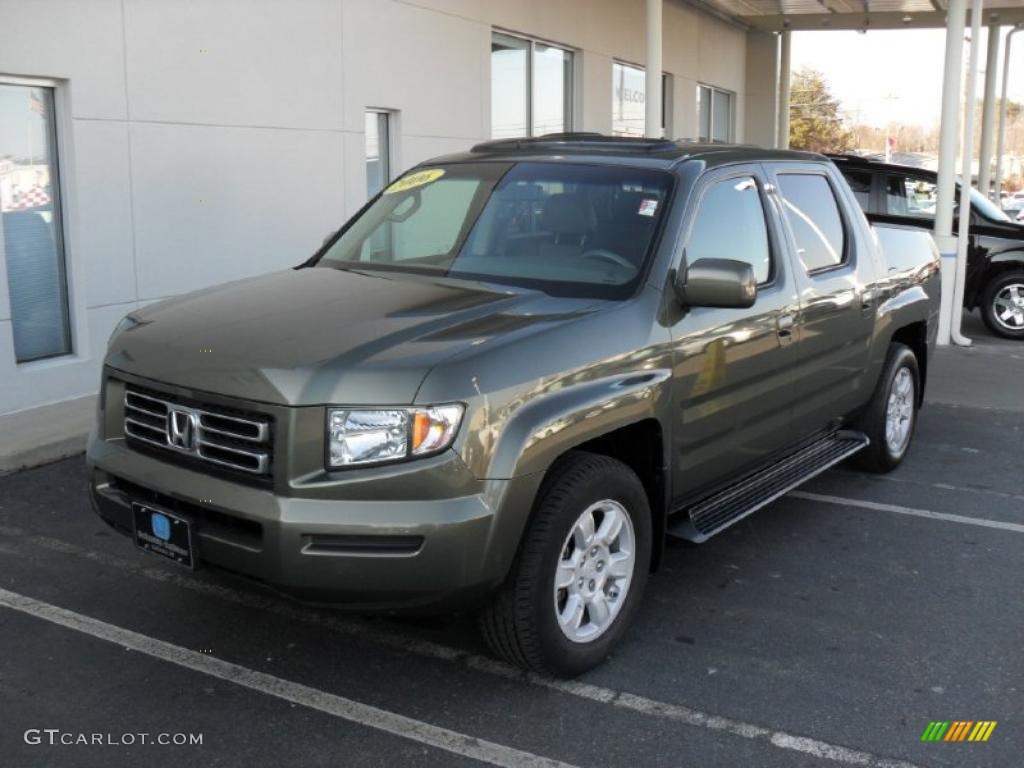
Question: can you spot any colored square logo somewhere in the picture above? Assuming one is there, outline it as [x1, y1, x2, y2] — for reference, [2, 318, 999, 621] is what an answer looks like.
[151, 512, 171, 542]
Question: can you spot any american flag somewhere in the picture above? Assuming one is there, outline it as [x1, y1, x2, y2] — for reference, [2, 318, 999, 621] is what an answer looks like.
[29, 90, 46, 117]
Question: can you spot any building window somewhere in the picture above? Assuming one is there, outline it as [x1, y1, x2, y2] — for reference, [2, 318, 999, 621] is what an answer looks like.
[491, 32, 574, 139]
[365, 110, 391, 197]
[611, 62, 670, 138]
[697, 85, 734, 142]
[0, 82, 71, 363]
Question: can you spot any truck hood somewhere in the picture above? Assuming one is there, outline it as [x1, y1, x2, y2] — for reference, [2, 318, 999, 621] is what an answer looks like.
[106, 267, 600, 406]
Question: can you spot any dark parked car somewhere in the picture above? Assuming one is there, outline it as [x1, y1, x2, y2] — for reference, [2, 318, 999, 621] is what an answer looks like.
[89, 136, 939, 676]
[830, 154, 1024, 339]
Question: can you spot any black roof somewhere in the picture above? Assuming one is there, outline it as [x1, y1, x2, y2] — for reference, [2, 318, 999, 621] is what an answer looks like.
[423, 133, 824, 170]
[826, 153, 939, 178]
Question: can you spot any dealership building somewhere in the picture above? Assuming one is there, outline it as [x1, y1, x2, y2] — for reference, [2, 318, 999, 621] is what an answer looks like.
[1, 0, 776, 465]
[2, 0, 1022, 467]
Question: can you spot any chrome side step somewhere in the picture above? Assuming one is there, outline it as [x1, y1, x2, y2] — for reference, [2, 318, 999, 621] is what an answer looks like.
[666, 430, 869, 543]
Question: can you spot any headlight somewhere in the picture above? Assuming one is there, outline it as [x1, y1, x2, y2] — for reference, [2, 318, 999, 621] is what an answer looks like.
[327, 404, 464, 468]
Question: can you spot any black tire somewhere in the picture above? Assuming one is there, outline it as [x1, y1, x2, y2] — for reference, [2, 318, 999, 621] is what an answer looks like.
[478, 451, 652, 677]
[980, 270, 1024, 340]
[852, 343, 920, 473]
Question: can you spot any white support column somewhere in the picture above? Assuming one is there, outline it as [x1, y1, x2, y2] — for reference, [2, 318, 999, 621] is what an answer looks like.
[994, 24, 1022, 201]
[645, 0, 663, 139]
[951, 0, 985, 347]
[935, 0, 967, 346]
[978, 23, 1001, 199]
[777, 30, 792, 149]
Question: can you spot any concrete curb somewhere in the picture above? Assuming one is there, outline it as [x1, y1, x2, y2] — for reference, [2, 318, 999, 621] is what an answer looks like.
[0, 395, 95, 475]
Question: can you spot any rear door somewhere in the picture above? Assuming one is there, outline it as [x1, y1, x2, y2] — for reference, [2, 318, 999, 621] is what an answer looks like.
[765, 162, 879, 438]
[668, 164, 801, 502]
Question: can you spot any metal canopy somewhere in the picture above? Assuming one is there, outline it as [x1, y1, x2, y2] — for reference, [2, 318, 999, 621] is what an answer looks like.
[699, 0, 1024, 29]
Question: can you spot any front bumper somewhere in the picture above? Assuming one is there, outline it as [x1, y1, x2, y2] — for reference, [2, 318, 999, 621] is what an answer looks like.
[87, 433, 541, 611]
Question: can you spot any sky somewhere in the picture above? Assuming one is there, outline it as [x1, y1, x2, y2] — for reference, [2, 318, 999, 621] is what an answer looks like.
[792, 27, 1024, 129]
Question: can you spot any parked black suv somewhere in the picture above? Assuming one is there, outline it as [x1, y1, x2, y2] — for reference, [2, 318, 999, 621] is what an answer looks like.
[830, 154, 1024, 339]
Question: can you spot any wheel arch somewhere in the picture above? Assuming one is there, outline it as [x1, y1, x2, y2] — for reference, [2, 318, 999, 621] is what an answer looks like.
[572, 419, 669, 571]
[890, 321, 929, 406]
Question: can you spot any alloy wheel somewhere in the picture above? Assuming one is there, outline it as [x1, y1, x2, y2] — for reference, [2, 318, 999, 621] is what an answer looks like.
[553, 499, 636, 644]
[992, 283, 1024, 331]
[885, 367, 915, 456]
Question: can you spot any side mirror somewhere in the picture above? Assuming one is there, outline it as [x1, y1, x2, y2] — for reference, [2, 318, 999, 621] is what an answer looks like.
[676, 258, 757, 309]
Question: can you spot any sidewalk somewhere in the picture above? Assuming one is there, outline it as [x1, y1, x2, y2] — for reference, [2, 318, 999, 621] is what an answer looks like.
[926, 311, 1024, 413]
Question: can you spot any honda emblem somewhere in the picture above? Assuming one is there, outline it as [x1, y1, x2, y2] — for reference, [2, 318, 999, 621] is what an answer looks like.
[167, 408, 198, 451]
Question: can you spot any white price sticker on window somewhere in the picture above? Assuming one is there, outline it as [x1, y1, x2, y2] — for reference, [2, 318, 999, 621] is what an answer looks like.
[638, 199, 659, 217]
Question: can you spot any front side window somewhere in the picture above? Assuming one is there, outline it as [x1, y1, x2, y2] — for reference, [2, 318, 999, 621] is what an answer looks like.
[318, 162, 674, 299]
[491, 33, 573, 139]
[0, 82, 71, 362]
[777, 173, 846, 273]
[611, 62, 670, 138]
[686, 176, 772, 284]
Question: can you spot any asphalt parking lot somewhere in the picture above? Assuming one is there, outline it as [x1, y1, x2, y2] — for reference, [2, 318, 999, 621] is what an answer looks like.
[1, 316, 1020, 768]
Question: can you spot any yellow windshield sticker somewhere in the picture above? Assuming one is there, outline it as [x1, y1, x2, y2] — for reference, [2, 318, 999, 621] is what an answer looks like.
[384, 168, 445, 195]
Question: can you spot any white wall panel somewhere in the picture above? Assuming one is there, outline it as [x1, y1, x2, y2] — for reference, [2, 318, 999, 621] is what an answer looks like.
[73, 119, 135, 309]
[123, 0, 344, 129]
[341, 0, 487, 138]
[130, 122, 344, 299]
[0, 0, 127, 119]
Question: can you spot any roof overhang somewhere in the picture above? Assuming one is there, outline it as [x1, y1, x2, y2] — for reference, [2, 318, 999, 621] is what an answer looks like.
[686, 0, 1024, 31]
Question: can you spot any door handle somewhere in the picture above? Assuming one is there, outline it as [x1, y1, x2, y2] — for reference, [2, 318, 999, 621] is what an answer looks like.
[861, 288, 879, 311]
[777, 314, 795, 343]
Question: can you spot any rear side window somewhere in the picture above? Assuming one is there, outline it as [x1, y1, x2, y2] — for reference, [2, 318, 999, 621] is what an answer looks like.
[842, 170, 872, 211]
[686, 176, 771, 284]
[899, 176, 938, 218]
[885, 176, 910, 216]
[777, 174, 846, 272]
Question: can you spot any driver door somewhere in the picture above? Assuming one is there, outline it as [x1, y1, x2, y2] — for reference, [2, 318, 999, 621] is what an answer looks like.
[669, 164, 802, 503]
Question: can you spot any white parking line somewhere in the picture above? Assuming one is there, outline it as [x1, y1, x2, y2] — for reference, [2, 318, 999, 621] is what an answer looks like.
[0, 587, 576, 768]
[789, 491, 1024, 533]
[830, 468, 1024, 504]
[0, 527, 924, 768]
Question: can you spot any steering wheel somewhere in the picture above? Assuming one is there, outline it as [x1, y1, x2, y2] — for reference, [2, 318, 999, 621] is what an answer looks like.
[582, 249, 636, 272]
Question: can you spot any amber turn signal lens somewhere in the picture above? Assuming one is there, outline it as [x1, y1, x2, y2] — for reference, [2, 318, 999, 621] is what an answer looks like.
[410, 405, 464, 455]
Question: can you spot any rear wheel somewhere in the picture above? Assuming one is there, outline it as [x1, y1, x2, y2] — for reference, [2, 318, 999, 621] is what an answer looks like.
[980, 270, 1024, 339]
[853, 343, 919, 473]
[478, 452, 651, 677]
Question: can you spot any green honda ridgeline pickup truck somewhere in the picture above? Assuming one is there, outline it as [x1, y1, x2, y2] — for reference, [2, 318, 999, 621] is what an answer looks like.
[89, 135, 940, 677]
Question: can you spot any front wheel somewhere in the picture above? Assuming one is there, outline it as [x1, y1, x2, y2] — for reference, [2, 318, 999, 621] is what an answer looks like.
[853, 343, 920, 473]
[980, 270, 1024, 339]
[478, 452, 652, 677]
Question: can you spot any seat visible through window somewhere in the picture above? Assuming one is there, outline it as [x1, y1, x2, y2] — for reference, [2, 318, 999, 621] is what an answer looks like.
[538, 193, 596, 262]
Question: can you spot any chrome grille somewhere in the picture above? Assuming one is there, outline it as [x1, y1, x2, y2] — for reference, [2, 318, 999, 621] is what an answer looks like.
[123, 388, 272, 475]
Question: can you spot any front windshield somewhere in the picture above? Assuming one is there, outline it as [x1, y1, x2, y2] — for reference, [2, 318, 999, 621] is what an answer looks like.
[316, 161, 674, 298]
[968, 187, 1012, 223]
